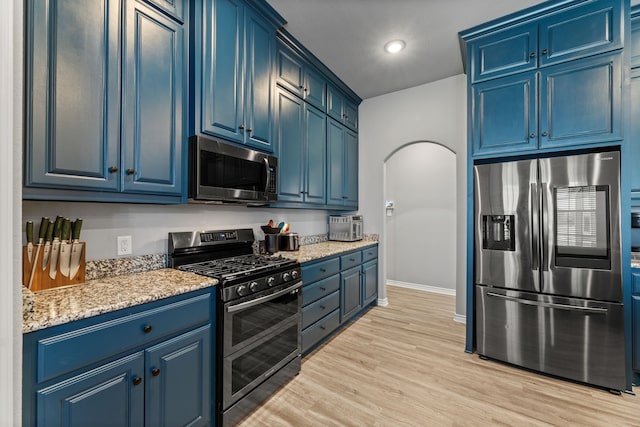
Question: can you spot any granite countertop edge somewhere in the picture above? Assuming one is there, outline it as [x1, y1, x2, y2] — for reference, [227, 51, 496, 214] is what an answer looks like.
[23, 269, 218, 334]
[277, 240, 379, 264]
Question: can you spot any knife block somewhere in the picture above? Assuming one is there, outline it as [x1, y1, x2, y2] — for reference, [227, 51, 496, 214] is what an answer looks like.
[22, 243, 86, 292]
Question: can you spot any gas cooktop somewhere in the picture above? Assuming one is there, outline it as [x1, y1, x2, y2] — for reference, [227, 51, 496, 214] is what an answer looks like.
[177, 254, 297, 281]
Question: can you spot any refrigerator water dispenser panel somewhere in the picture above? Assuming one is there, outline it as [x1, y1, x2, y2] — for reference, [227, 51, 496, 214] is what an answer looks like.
[482, 215, 515, 251]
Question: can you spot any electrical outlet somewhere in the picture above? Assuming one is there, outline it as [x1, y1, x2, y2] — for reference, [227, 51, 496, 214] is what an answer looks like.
[117, 235, 132, 256]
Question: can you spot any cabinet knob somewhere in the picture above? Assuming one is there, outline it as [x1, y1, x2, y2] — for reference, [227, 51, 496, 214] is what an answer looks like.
[349, 258, 355, 262]
[247, 128, 253, 133]
[126, 168, 135, 175]
[108, 166, 118, 173]
[143, 324, 153, 333]
[529, 133, 536, 138]
[541, 131, 548, 137]
[151, 368, 161, 377]
[132, 376, 143, 386]
[529, 52, 536, 58]
[320, 305, 326, 310]
[239, 124, 245, 130]
[320, 286, 326, 291]
[304, 87, 308, 92]
[299, 85, 304, 89]
[320, 268, 326, 272]
[342, 196, 348, 199]
[541, 49, 548, 55]
[319, 325, 326, 330]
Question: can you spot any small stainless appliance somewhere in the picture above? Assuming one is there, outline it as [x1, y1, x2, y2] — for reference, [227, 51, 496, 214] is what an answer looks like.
[474, 150, 625, 391]
[188, 135, 277, 204]
[329, 215, 363, 241]
[168, 229, 301, 427]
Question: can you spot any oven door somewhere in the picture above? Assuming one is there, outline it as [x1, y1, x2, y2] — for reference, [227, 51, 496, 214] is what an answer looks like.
[222, 281, 301, 409]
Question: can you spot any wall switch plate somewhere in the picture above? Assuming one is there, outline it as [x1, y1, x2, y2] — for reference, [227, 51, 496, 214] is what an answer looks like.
[117, 235, 132, 256]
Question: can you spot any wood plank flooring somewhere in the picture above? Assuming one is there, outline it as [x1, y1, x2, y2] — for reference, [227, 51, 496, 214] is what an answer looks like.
[238, 286, 638, 426]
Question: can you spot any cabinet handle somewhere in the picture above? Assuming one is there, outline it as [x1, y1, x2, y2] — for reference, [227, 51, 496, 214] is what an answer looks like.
[320, 268, 326, 272]
[247, 128, 253, 133]
[342, 196, 348, 199]
[143, 324, 153, 333]
[541, 131, 548, 137]
[299, 85, 304, 89]
[529, 52, 536, 58]
[319, 325, 326, 330]
[108, 166, 118, 173]
[126, 168, 135, 175]
[349, 258, 355, 262]
[529, 133, 536, 138]
[541, 49, 548, 55]
[132, 376, 143, 386]
[239, 124, 245, 130]
[304, 87, 308, 92]
[320, 286, 326, 291]
[151, 368, 161, 377]
[320, 305, 326, 310]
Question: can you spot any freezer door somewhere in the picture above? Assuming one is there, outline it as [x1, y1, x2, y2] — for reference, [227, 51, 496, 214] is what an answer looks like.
[474, 159, 540, 292]
[476, 286, 625, 391]
[539, 151, 622, 302]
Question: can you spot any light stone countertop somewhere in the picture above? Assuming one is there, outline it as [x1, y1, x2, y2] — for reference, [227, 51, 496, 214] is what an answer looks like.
[23, 269, 217, 334]
[632, 252, 640, 269]
[277, 240, 378, 264]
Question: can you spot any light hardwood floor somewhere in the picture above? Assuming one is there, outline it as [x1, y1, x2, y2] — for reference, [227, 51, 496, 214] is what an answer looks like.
[238, 285, 638, 426]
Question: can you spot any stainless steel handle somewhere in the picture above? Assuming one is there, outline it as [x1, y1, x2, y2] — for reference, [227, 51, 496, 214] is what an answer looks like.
[540, 182, 549, 273]
[531, 183, 539, 271]
[227, 281, 302, 313]
[486, 292, 608, 314]
[263, 158, 272, 196]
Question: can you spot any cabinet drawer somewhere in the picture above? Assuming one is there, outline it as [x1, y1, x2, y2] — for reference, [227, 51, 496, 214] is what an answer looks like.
[361, 246, 378, 263]
[340, 251, 362, 271]
[303, 291, 339, 329]
[632, 270, 640, 295]
[303, 274, 340, 306]
[36, 293, 211, 383]
[634, 296, 640, 371]
[302, 309, 340, 354]
[302, 257, 340, 283]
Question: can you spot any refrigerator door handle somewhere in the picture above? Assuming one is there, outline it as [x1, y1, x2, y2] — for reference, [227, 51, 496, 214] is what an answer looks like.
[530, 183, 539, 271]
[540, 182, 550, 273]
[486, 292, 608, 314]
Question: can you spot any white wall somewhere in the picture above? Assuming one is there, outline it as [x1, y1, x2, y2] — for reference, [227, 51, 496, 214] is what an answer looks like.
[23, 202, 330, 260]
[385, 143, 456, 289]
[359, 74, 467, 316]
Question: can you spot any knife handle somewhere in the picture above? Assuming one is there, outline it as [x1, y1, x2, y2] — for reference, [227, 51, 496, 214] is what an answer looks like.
[53, 216, 64, 238]
[26, 221, 34, 244]
[38, 217, 49, 241]
[72, 218, 83, 241]
[61, 218, 71, 241]
[45, 220, 55, 242]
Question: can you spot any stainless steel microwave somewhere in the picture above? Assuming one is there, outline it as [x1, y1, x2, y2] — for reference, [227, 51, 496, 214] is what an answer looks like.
[188, 135, 277, 204]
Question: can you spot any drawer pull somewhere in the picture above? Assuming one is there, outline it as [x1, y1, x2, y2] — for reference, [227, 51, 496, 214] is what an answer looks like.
[349, 258, 355, 262]
[132, 376, 143, 386]
[320, 305, 326, 310]
[320, 268, 326, 272]
[151, 368, 161, 377]
[320, 287, 326, 291]
[319, 325, 326, 330]
[143, 325, 153, 333]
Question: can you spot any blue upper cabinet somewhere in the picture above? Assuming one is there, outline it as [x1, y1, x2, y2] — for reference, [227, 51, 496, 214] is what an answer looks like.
[631, 67, 640, 196]
[122, 0, 184, 196]
[327, 118, 358, 209]
[632, 7, 640, 67]
[24, 0, 186, 202]
[462, 0, 625, 158]
[196, 0, 280, 153]
[327, 84, 358, 132]
[276, 40, 327, 111]
[142, 0, 185, 22]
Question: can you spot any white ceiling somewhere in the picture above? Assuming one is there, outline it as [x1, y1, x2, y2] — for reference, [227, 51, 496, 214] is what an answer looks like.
[266, 0, 638, 100]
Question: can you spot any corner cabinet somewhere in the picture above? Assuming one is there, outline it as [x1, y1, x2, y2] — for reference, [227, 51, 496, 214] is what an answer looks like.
[24, 0, 185, 202]
[462, 0, 625, 158]
[301, 245, 378, 354]
[194, 0, 281, 153]
[23, 290, 214, 427]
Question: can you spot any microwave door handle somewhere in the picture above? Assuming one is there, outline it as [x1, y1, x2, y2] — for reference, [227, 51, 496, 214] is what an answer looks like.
[263, 158, 271, 197]
[227, 281, 302, 313]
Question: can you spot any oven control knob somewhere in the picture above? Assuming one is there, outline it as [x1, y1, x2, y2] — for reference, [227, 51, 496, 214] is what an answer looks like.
[267, 276, 275, 287]
[282, 272, 291, 282]
[250, 281, 259, 292]
[236, 284, 247, 297]
[291, 270, 299, 280]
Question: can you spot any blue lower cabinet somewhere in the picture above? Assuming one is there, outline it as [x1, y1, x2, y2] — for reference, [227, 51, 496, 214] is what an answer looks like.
[633, 296, 640, 372]
[631, 68, 640, 197]
[362, 259, 378, 307]
[340, 266, 362, 323]
[24, 290, 214, 427]
[37, 352, 145, 427]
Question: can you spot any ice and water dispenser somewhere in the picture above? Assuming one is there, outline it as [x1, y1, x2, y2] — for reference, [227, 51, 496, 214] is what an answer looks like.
[482, 215, 515, 251]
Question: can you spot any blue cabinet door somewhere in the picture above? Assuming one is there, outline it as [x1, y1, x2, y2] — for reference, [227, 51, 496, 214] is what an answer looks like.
[472, 72, 537, 156]
[327, 119, 346, 206]
[340, 266, 362, 323]
[25, 0, 121, 191]
[304, 66, 327, 111]
[634, 296, 640, 372]
[145, 325, 211, 427]
[305, 104, 327, 205]
[327, 84, 344, 123]
[632, 8, 640, 68]
[362, 259, 378, 307]
[276, 88, 305, 203]
[142, 0, 185, 22]
[202, 0, 244, 143]
[631, 69, 640, 195]
[37, 352, 145, 427]
[539, 52, 622, 149]
[244, 6, 276, 152]
[344, 128, 358, 209]
[276, 43, 305, 98]
[122, 0, 184, 196]
[343, 100, 358, 132]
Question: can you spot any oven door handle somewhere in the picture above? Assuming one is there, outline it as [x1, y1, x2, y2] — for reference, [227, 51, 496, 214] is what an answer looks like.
[227, 281, 302, 313]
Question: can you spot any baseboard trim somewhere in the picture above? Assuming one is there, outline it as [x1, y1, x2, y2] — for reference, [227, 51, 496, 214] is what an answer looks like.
[453, 313, 466, 324]
[387, 280, 456, 296]
[377, 297, 389, 307]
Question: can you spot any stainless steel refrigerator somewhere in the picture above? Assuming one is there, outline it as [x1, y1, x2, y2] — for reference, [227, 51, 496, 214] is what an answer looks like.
[474, 150, 625, 391]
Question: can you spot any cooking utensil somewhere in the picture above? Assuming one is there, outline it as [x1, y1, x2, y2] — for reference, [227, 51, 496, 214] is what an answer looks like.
[41, 220, 54, 270]
[58, 218, 72, 278]
[28, 217, 49, 289]
[49, 216, 63, 280]
[260, 225, 282, 234]
[264, 234, 279, 254]
[69, 218, 83, 279]
[26, 221, 34, 263]
[279, 232, 299, 251]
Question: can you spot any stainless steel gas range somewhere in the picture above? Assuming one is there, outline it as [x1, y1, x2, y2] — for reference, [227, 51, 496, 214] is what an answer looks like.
[168, 229, 302, 427]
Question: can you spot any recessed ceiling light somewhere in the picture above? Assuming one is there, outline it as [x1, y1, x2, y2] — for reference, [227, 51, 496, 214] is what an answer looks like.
[384, 40, 406, 54]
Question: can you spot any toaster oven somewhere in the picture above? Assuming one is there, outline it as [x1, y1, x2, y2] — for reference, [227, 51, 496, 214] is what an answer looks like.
[329, 215, 363, 242]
